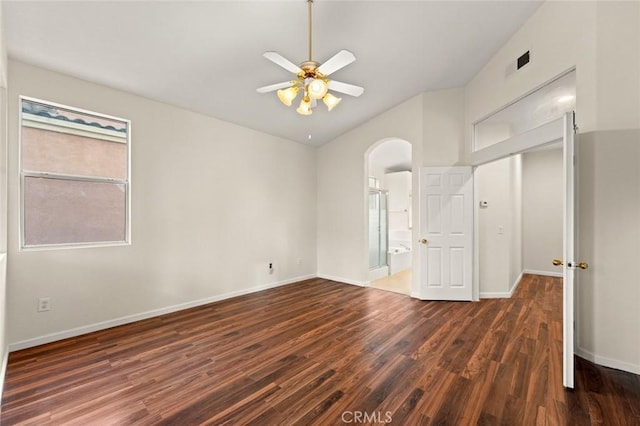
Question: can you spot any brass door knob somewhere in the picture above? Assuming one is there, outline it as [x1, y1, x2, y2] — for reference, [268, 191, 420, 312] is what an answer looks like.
[419, 238, 428, 244]
[552, 259, 564, 266]
[577, 262, 589, 269]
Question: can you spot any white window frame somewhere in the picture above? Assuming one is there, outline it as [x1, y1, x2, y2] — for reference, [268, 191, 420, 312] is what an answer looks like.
[19, 96, 132, 251]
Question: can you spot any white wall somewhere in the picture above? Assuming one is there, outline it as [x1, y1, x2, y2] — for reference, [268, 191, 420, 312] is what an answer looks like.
[0, 0, 8, 399]
[509, 155, 522, 288]
[423, 88, 464, 166]
[317, 95, 423, 287]
[578, 130, 640, 374]
[465, 0, 640, 373]
[0, 1, 5, 89]
[317, 88, 464, 296]
[385, 171, 411, 232]
[477, 158, 512, 296]
[6, 61, 318, 348]
[464, 1, 598, 149]
[477, 155, 522, 297]
[522, 149, 563, 275]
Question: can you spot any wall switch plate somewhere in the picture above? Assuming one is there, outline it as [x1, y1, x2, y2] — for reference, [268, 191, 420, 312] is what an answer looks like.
[38, 297, 51, 312]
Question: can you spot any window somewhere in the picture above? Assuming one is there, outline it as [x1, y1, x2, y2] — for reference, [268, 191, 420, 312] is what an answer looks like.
[473, 70, 576, 152]
[20, 97, 130, 249]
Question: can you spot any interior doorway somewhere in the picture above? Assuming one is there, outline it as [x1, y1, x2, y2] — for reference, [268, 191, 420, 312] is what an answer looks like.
[476, 145, 563, 299]
[366, 139, 412, 295]
[469, 69, 579, 388]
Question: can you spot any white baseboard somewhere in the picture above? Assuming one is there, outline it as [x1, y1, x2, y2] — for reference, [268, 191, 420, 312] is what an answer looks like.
[576, 346, 640, 376]
[317, 274, 368, 287]
[8, 274, 316, 352]
[480, 271, 523, 299]
[523, 269, 563, 278]
[510, 271, 524, 296]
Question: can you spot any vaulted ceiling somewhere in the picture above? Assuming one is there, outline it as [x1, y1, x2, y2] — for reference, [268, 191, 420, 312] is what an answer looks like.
[4, 1, 543, 145]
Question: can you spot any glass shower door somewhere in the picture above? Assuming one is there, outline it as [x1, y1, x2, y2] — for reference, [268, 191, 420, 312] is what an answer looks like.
[369, 190, 388, 269]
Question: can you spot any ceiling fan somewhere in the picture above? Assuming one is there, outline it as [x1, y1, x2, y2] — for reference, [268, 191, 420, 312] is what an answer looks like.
[256, 0, 364, 115]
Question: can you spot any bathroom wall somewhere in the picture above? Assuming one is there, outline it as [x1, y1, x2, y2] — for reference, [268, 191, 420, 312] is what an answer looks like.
[385, 171, 411, 235]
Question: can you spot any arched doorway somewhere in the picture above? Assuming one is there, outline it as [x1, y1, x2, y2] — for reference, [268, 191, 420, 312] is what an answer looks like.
[365, 138, 412, 295]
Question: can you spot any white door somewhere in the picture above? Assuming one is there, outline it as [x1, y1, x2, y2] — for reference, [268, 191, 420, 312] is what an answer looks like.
[562, 111, 577, 388]
[419, 167, 473, 300]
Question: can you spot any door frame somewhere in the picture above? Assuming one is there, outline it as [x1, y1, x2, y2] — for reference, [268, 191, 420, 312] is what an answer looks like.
[468, 113, 576, 388]
[469, 117, 565, 300]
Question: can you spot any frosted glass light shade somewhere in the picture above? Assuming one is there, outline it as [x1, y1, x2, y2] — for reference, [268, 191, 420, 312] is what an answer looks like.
[323, 92, 341, 111]
[307, 79, 328, 100]
[296, 97, 312, 115]
[277, 86, 300, 106]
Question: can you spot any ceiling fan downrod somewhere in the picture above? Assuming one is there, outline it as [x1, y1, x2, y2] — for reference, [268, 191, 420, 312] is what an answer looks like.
[307, 0, 313, 62]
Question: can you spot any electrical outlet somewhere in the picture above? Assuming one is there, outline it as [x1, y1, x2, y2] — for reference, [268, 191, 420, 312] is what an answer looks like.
[37, 297, 51, 312]
[269, 262, 273, 270]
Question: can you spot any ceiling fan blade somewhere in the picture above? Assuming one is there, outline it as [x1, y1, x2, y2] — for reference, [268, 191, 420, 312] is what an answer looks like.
[263, 51, 303, 74]
[256, 81, 295, 94]
[317, 50, 356, 76]
[328, 80, 364, 97]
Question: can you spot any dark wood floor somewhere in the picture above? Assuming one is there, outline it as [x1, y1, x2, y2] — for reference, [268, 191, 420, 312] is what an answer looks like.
[2, 275, 639, 425]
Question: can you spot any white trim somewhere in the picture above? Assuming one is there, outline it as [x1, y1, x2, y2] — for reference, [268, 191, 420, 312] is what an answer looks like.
[510, 271, 524, 295]
[523, 269, 563, 278]
[18, 95, 132, 252]
[317, 274, 368, 287]
[480, 270, 523, 299]
[8, 274, 315, 352]
[0, 345, 8, 407]
[576, 346, 640, 376]
[469, 118, 563, 167]
[471, 67, 576, 140]
[472, 168, 480, 301]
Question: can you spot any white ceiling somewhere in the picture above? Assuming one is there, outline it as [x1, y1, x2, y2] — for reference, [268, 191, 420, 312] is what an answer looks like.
[4, 1, 543, 146]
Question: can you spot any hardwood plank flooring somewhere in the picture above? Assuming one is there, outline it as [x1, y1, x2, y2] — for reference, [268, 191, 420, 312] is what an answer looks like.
[2, 274, 639, 425]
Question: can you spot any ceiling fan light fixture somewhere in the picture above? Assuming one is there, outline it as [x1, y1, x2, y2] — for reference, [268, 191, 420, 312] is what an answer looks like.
[296, 96, 313, 115]
[277, 86, 300, 106]
[323, 92, 341, 111]
[307, 78, 328, 100]
[258, 0, 363, 117]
